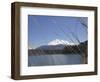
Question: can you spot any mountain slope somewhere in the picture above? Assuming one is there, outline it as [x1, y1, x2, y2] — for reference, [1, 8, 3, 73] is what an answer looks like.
[36, 44, 66, 50]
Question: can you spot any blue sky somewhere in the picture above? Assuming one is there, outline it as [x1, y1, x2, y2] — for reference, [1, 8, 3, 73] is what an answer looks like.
[28, 15, 88, 49]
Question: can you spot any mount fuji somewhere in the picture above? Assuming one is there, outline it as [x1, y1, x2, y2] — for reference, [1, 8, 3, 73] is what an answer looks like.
[36, 39, 77, 50]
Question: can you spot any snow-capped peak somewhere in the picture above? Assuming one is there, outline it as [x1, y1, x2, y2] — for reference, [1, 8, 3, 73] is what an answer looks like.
[48, 39, 75, 45]
[28, 46, 33, 49]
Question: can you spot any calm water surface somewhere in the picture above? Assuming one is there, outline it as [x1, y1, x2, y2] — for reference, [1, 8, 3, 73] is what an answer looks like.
[28, 54, 83, 66]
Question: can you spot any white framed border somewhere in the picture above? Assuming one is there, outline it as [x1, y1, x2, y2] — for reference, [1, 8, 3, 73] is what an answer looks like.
[20, 6, 95, 75]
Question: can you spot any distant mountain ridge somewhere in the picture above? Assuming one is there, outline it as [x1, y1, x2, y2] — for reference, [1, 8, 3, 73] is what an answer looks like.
[30, 40, 87, 50]
[28, 41, 87, 55]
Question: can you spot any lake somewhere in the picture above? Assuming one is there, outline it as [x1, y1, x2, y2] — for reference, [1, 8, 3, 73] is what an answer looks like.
[28, 54, 83, 66]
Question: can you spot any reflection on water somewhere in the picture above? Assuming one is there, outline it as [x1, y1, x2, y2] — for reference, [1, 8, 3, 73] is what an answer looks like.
[28, 54, 83, 66]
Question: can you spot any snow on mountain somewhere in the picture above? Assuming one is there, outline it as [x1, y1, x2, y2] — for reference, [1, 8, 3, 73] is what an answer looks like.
[48, 39, 75, 45]
[28, 46, 33, 49]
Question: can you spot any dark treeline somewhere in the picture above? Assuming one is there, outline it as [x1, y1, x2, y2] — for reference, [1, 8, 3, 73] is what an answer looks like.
[28, 50, 63, 55]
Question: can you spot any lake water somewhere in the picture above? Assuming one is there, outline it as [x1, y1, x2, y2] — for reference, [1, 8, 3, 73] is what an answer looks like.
[28, 54, 83, 66]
